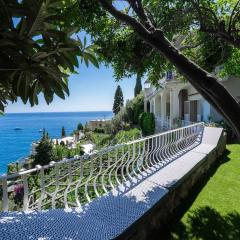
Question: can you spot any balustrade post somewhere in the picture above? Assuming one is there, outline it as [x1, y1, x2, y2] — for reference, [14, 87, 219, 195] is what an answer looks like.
[52, 163, 59, 209]
[38, 167, 45, 211]
[2, 177, 8, 212]
[22, 174, 29, 211]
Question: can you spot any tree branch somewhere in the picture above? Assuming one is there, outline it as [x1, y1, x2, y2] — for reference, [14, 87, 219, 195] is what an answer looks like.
[127, 0, 154, 30]
[228, 0, 240, 32]
[98, 0, 152, 35]
[190, 0, 240, 48]
[178, 42, 203, 51]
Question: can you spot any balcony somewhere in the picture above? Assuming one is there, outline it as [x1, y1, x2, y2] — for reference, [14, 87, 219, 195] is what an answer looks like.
[0, 124, 226, 239]
[155, 115, 195, 133]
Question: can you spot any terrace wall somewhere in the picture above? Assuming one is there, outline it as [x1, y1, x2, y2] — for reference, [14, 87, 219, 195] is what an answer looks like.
[116, 128, 226, 240]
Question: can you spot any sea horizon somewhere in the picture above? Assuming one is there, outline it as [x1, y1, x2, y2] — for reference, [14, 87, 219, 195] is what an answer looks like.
[5, 110, 113, 114]
[0, 111, 113, 174]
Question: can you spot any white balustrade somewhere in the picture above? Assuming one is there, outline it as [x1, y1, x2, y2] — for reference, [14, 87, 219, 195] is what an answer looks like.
[155, 115, 196, 132]
[0, 123, 204, 212]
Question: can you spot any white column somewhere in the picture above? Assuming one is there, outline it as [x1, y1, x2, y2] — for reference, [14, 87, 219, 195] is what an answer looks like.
[153, 98, 156, 115]
[172, 88, 180, 119]
[170, 89, 173, 129]
[161, 93, 165, 129]
[144, 100, 147, 112]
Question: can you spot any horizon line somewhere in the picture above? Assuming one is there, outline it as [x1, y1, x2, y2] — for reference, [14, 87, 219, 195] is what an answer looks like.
[4, 110, 113, 114]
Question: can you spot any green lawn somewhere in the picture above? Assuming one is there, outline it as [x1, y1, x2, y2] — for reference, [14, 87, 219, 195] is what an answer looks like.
[170, 144, 240, 240]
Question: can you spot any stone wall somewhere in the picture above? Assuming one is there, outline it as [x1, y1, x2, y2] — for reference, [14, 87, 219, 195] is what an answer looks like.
[116, 133, 226, 240]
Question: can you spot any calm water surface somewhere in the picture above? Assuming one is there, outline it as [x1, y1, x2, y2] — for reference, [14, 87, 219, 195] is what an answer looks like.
[0, 112, 113, 174]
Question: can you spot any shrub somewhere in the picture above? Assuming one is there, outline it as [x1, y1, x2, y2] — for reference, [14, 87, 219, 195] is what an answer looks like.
[7, 163, 17, 174]
[54, 144, 68, 160]
[94, 128, 105, 133]
[13, 184, 24, 206]
[103, 122, 113, 134]
[53, 143, 85, 161]
[139, 112, 155, 136]
[77, 123, 83, 131]
[111, 110, 126, 133]
[90, 133, 112, 148]
[67, 149, 73, 159]
[114, 128, 142, 143]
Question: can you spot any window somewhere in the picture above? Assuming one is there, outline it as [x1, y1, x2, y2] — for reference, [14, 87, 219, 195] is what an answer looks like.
[166, 71, 173, 81]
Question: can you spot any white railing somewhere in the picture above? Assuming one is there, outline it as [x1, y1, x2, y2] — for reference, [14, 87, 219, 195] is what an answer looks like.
[0, 123, 204, 212]
[155, 115, 171, 131]
[155, 115, 195, 133]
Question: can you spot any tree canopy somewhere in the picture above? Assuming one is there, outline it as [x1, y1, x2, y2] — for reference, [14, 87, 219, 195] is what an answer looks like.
[77, 0, 240, 85]
[93, 0, 240, 139]
[0, 0, 98, 111]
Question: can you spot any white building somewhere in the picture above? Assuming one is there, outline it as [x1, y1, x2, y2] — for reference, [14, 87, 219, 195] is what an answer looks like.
[144, 71, 240, 132]
[52, 131, 84, 149]
[81, 143, 94, 154]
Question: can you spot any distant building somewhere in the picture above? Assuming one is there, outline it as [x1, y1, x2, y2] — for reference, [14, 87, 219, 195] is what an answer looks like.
[52, 136, 76, 148]
[87, 119, 111, 131]
[52, 131, 84, 148]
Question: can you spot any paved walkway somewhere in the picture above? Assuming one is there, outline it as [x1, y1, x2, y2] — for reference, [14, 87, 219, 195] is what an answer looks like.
[0, 127, 223, 240]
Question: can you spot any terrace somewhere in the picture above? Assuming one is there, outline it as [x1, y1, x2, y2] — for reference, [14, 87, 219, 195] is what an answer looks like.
[0, 123, 226, 239]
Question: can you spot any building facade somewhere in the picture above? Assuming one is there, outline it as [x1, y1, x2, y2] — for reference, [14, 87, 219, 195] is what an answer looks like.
[87, 119, 111, 131]
[144, 71, 240, 132]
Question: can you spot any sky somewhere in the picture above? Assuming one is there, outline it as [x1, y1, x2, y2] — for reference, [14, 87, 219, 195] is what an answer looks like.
[5, 63, 138, 113]
[6, 15, 142, 113]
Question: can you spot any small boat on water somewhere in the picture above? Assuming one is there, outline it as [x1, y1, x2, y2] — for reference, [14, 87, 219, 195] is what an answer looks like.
[39, 129, 44, 133]
[14, 127, 22, 131]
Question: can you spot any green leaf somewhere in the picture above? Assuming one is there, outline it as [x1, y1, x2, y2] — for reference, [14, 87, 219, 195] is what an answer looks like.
[84, 51, 99, 68]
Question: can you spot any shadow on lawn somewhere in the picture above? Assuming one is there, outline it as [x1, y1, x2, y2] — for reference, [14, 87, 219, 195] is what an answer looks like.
[170, 206, 240, 240]
[157, 149, 237, 240]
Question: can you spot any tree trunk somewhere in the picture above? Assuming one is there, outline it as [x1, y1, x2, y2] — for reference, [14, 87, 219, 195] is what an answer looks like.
[97, 0, 240, 140]
[147, 31, 240, 139]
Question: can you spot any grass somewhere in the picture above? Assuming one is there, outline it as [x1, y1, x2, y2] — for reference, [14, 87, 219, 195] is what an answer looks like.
[168, 144, 240, 240]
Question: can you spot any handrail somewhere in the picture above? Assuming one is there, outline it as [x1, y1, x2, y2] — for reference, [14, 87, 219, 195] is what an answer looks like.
[0, 123, 204, 212]
[0, 122, 203, 181]
[127, 122, 203, 144]
[155, 115, 197, 133]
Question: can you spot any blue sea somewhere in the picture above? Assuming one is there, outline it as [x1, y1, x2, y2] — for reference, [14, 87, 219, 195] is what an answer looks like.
[0, 112, 113, 174]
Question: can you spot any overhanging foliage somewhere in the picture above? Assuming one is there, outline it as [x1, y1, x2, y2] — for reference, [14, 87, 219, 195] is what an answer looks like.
[0, 0, 98, 111]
